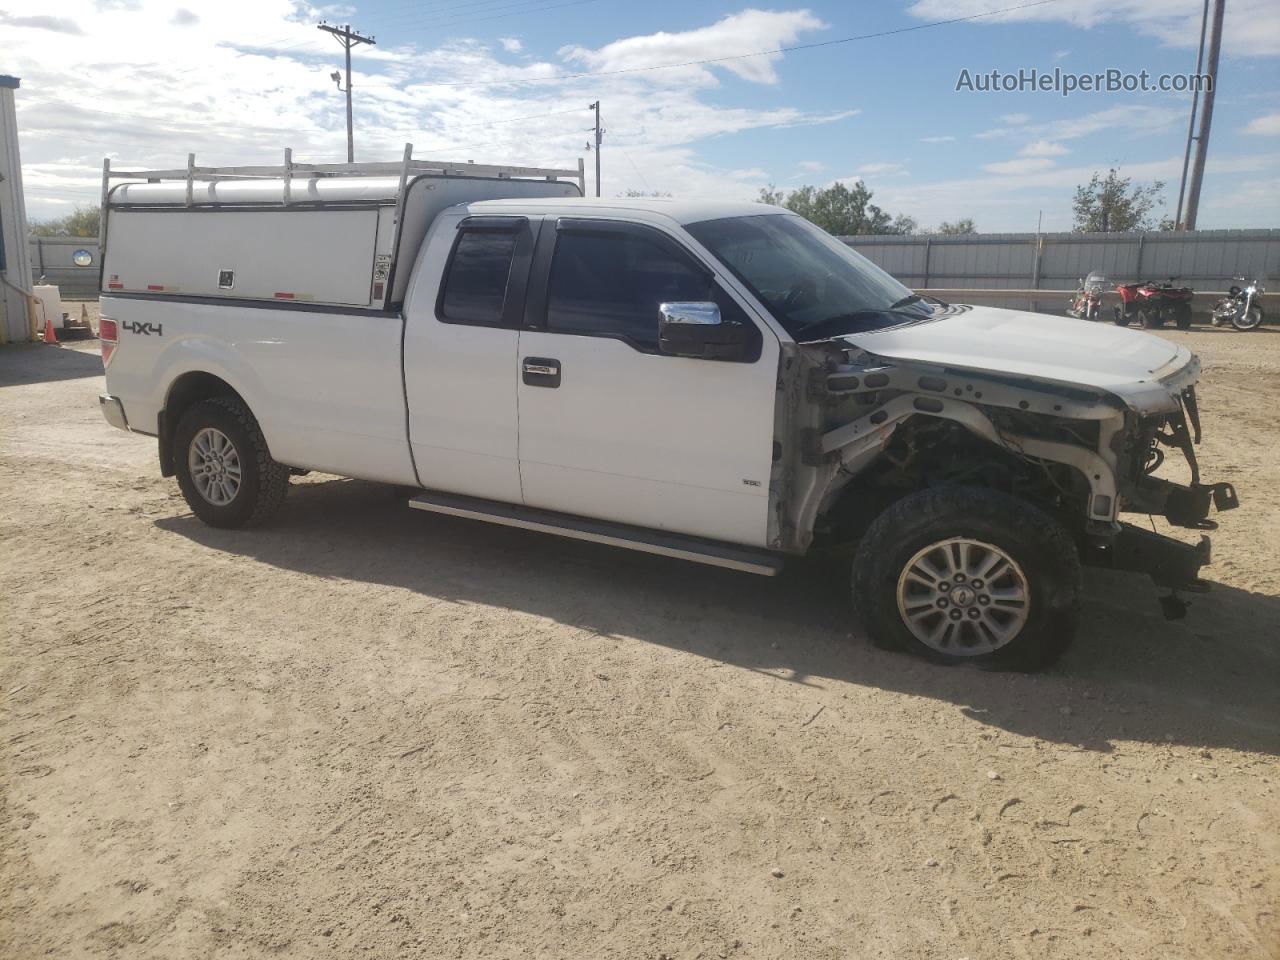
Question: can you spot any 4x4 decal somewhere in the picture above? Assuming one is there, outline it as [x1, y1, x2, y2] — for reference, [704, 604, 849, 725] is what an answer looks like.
[121, 320, 163, 336]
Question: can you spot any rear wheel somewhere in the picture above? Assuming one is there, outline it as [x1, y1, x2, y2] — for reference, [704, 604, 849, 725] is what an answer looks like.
[173, 397, 288, 528]
[851, 487, 1081, 671]
[1137, 307, 1162, 329]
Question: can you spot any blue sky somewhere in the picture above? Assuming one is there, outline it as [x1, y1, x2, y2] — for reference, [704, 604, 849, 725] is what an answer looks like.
[6, 0, 1279, 230]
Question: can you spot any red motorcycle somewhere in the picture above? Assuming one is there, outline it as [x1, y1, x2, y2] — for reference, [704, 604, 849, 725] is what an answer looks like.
[1113, 277, 1194, 330]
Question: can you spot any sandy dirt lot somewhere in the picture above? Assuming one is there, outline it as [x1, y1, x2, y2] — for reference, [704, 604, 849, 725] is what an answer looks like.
[2, 323, 1278, 960]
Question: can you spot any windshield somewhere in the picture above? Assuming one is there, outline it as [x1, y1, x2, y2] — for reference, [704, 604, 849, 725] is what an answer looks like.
[685, 213, 935, 342]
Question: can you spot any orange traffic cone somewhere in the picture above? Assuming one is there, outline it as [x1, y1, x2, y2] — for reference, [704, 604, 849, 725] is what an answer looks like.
[42, 310, 59, 345]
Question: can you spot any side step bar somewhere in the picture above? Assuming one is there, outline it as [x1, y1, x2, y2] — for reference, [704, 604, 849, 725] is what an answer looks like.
[408, 490, 784, 576]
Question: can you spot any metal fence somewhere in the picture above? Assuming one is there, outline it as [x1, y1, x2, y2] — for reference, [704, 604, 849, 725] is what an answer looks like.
[842, 228, 1280, 293]
[27, 228, 1280, 310]
[29, 236, 100, 298]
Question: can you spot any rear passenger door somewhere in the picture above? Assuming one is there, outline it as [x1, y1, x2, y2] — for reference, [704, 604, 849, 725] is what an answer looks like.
[515, 218, 780, 547]
[403, 215, 536, 503]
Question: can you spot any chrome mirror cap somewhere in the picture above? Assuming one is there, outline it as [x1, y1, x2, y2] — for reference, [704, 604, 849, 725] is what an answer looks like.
[659, 301, 721, 326]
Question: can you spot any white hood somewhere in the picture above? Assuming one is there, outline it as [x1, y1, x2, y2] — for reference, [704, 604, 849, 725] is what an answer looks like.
[845, 305, 1197, 412]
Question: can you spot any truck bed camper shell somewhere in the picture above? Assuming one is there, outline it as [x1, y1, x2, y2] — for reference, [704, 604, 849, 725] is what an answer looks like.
[99, 145, 584, 310]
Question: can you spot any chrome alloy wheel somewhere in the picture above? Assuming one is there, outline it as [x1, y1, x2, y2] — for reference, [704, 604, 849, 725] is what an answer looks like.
[1236, 306, 1263, 330]
[896, 538, 1031, 655]
[188, 427, 242, 506]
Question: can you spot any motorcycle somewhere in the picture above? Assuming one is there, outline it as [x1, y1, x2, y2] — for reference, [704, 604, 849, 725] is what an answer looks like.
[1210, 277, 1267, 332]
[1114, 277, 1195, 330]
[1066, 271, 1108, 320]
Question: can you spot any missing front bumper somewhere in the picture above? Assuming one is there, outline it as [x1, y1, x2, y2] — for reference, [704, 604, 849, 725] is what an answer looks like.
[1085, 522, 1211, 594]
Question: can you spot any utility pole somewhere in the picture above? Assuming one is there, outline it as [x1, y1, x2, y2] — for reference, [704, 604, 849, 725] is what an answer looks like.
[1175, 0, 1210, 229]
[318, 21, 376, 163]
[589, 101, 602, 197]
[1183, 0, 1224, 231]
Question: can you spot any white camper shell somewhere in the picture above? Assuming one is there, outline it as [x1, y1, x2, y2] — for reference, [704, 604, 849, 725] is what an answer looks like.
[99, 149, 583, 310]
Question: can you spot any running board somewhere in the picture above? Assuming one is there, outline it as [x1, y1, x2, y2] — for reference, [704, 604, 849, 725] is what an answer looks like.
[408, 490, 784, 576]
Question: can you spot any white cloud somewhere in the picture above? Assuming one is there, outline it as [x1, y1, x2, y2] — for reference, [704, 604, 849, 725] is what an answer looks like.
[976, 104, 1182, 142]
[4, 2, 855, 218]
[874, 152, 1280, 231]
[1019, 139, 1069, 158]
[0, 11, 83, 34]
[856, 162, 907, 176]
[984, 157, 1056, 175]
[907, 0, 1280, 58]
[919, 135, 956, 143]
[559, 9, 827, 86]
[999, 112, 1030, 125]
[1053, 48, 1071, 59]
[797, 160, 827, 171]
[499, 37, 523, 53]
[1242, 111, 1280, 135]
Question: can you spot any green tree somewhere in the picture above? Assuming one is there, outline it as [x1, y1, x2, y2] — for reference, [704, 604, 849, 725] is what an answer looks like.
[758, 181, 916, 236]
[30, 205, 100, 238]
[1071, 169, 1166, 233]
[937, 217, 977, 235]
[621, 189, 673, 198]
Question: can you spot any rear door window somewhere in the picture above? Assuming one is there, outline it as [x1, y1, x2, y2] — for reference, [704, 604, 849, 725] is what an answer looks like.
[439, 229, 520, 326]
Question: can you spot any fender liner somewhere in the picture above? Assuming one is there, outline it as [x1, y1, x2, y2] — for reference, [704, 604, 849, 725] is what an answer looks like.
[820, 393, 1120, 524]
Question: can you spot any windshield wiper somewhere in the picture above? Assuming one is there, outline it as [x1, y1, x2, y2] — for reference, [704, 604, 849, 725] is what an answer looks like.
[889, 293, 950, 310]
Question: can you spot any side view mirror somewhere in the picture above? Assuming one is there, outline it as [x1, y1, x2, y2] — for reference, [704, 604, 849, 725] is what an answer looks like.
[658, 301, 748, 361]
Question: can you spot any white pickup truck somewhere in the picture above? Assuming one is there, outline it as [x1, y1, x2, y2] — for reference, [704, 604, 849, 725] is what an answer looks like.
[97, 150, 1238, 670]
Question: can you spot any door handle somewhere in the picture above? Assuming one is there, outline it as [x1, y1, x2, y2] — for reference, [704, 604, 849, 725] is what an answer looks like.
[522, 357, 561, 387]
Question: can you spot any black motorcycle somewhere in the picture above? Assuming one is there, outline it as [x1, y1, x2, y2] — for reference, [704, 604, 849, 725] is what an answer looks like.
[1211, 277, 1267, 332]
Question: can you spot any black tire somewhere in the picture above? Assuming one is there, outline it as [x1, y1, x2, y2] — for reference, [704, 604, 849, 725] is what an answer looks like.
[1232, 306, 1264, 332]
[173, 397, 288, 528]
[851, 487, 1081, 671]
[1114, 306, 1132, 327]
[1173, 303, 1192, 330]
[1137, 307, 1161, 329]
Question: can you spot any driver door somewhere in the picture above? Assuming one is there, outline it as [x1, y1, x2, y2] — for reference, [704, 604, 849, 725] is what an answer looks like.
[515, 218, 780, 547]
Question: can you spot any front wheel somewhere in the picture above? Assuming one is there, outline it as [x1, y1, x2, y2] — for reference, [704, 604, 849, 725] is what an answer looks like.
[1173, 303, 1193, 330]
[851, 488, 1081, 671]
[173, 397, 289, 528]
[1232, 306, 1264, 331]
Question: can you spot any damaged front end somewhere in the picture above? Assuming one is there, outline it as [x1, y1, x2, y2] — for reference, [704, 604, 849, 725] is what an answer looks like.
[777, 336, 1239, 619]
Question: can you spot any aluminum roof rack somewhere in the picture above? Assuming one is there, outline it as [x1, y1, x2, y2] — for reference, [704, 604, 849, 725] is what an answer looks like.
[99, 142, 586, 244]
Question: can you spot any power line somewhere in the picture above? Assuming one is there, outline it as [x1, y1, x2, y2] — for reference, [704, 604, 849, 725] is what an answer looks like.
[410, 0, 1066, 88]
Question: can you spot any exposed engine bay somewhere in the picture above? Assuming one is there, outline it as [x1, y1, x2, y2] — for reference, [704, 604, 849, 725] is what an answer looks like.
[771, 336, 1240, 614]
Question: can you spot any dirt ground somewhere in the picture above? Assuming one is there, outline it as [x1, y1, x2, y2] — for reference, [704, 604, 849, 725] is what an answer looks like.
[2, 319, 1278, 960]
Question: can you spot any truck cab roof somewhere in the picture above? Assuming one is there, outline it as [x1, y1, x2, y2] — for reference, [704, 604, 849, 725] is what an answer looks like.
[463, 196, 786, 227]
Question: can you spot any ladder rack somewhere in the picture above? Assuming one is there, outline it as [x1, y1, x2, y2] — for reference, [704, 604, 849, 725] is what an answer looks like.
[97, 142, 586, 254]
[100, 143, 586, 209]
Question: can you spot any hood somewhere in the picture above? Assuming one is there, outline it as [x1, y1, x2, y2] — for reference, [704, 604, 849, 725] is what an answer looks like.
[843, 304, 1197, 413]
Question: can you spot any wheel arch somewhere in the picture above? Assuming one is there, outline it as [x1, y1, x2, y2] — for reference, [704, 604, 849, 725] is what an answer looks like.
[159, 371, 247, 477]
[813, 405, 1115, 545]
